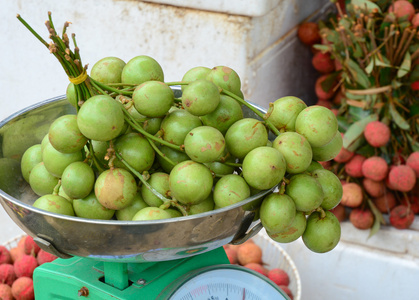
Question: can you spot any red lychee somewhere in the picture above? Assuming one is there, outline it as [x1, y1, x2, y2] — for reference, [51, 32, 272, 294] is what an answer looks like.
[279, 285, 294, 300]
[312, 51, 335, 73]
[315, 74, 337, 100]
[363, 178, 386, 198]
[237, 243, 263, 266]
[0, 264, 16, 286]
[345, 155, 366, 178]
[361, 156, 389, 181]
[36, 249, 58, 266]
[13, 255, 38, 278]
[11, 276, 34, 300]
[389, 205, 415, 229]
[349, 208, 374, 230]
[0, 283, 13, 300]
[373, 191, 397, 214]
[330, 204, 347, 222]
[243, 263, 269, 277]
[341, 182, 363, 208]
[224, 247, 238, 264]
[388, 165, 416, 192]
[388, 0, 415, 21]
[23, 236, 40, 256]
[0, 246, 12, 265]
[297, 22, 321, 46]
[268, 268, 290, 286]
[406, 151, 419, 178]
[364, 121, 390, 148]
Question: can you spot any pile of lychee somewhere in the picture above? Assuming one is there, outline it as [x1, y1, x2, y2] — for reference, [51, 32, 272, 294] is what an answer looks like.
[223, 239, 294, 300]
[0, 235, 57, 300]
[296, 2, 419, 231]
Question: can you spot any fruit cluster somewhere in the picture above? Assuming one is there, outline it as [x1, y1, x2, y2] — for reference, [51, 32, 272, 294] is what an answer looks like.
[0, 235, 57, 300]
[16, 13, 345, 254]
[223, 239, 294, 300]
[297, 0, 419, 233]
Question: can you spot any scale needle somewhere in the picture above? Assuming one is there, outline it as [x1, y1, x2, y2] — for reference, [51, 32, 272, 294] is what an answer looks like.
[242, 287, 246, 300]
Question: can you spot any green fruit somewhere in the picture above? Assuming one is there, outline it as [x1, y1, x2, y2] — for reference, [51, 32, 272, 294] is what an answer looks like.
[165, 208, 183, 218]
[21, 144, 42, 183]
[133, 81, 174, 117]
[184, 126, 226, 163]
[132, 207, 171, 221]
[48, 115, 87, 153]
[286, 174, 324, 212]
[66, 83, 78, 108]
[157, 146, 190, 173]
[181, 66, 211, 91]
[200, 94, 244, 135]
[115, 192, 149, 221]
[302, 210, 341, 253]
[161, 109, 202, 146]
[225, 118, 268, 159]
[94, 168, 138, 210]
[260, 193, 296, 234]
[88, 140, 109, 168]
[77, 95, 125, 141]
[304, 161, 324, 174]
[188, 193, 215, 215]
[41, 134, 50, 152]
[272, 132, 313, 174]
[121, 55, 164, 85]
[311, 131, 342, 162]
[206, 66, 242, 97]
[182, 79, 220, 116]
[169, 160, 213, 205]
[29, 162, 59, 196]
[73, 191, 115, 220]
[141, 172, 170, 207]
[267, 211, 307, 243]
[42, 143, 83, 178]
[33, 194, 75, 216]
[113, 133, 155, 173]
[295, 105, 338, 147]
[143, 117, 163, 135]
[213, 174, 250, 208]
[242, 147, 286, 190]
[90, 56, 126, 84]
[61, 162, 95, 199]
[312, 169, 343, 210]
[266, 96, 307, 131]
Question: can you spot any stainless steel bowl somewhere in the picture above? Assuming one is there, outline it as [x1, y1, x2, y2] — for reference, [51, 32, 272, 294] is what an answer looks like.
[0, 91, 273, 262]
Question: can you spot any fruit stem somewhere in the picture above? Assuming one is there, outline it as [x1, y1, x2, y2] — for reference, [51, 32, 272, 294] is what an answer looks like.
[90, 78, 133, 96]
[52, 180, 62, 196]
[316, 207, 327, 219]
[278, 180, 287, 195]
[165, 81, 190, 86]
[220, 89, 281, 136]
[159, 200, 188, 216]
[120, 104, 183, 152]
[87, 140, 106, 173]
[114, 152, 175, 204]
[147, 138, 177, 167]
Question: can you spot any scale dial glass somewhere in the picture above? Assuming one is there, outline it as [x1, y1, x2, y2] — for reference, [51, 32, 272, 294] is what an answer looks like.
[159, 264, 291, 300]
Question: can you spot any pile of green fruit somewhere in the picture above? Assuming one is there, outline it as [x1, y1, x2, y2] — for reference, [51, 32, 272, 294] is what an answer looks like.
[17, 13, 344, 253]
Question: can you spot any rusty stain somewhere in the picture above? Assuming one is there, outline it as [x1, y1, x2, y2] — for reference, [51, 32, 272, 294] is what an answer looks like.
[201, 143, 212, 152]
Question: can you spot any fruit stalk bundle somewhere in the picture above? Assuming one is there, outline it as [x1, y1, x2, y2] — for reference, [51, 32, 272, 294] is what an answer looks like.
[298, 0, 419, 234]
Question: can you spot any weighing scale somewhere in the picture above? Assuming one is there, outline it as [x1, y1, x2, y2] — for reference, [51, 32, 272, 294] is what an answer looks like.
[0, 95, 292, 299]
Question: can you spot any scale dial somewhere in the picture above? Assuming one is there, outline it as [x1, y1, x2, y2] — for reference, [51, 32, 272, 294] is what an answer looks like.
[158, 264, 291, 300]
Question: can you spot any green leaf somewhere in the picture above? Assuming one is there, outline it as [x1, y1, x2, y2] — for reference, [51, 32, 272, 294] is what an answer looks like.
[407, 134, 419, 152]
[320, 72, 340, 93]
[337, 116, 351, 133]
[347, 135, 366, 152]
[351, 0, 382, 13]
[347, 59, 371, 88]
[367, 199, 385, 239]
[348, 106, 373, 122]
[365, 59, 374, 75]
[374, 55, 392, 68]
[345, 91, 367, 101]
[389, 103, 410, 130]
[397, 51, 411, 78]
[312, 45, 330, 52]
[343, 114, 378, 149]
[356, 143, 375, 157]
